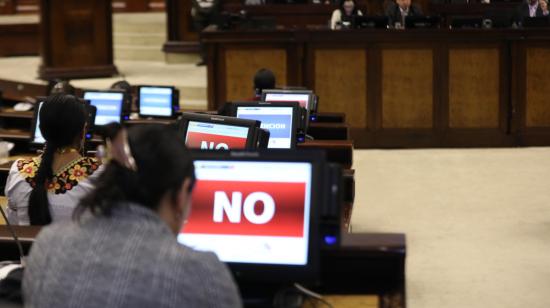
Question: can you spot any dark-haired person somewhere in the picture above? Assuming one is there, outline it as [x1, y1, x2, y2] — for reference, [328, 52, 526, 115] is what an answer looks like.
[330, 0, 363, 29]
[5, 94, 101, 226]
[23, 125, 242, 308]
[385, 0, 423, 28]
[516, 0, 549, 23]
[252, 68, 276, 100]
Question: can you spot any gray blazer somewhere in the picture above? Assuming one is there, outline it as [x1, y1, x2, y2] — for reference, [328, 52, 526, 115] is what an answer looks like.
[23, 204, 242, 308]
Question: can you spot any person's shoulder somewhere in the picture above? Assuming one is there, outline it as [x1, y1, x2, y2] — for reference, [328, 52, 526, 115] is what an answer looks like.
[79, 156, 102, 175]
[174, 245, 223, 271]
[7, 157, 40, 189]
[49, 156, 102, 194]
[12, 157, 39, 179]
[34, 221, 74, 243]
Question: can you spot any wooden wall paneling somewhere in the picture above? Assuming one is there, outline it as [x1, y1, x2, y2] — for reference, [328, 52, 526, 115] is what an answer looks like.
[313, 47, 368, 129]
[381, 48, 434, 129]
[509, 39, 522, 139]
[223, 45, 288, 103]
[524, 47, 550, 128]
[437, 41, 450, 139]
[499, 41, 513, 136]
[516, 41, 550, 146]
[286, 42, 302, 88]
[448, 48, 500, 128]
[368, 45, 382, 131]
[202, 28, 550, 148]
[442, 43, 513, 147]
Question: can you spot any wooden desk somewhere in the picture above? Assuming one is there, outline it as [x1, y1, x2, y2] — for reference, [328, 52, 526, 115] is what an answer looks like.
[0, 109, 33, 119]
[204, 27, 550, 148]
[0, 129, 30, 140]
[0, 226, 405, 308]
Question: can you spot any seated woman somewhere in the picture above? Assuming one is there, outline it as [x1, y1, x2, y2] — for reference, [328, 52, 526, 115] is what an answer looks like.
[23, 125, 242, 307]
[5, 94, 101, 225]
[330, 0, 363, 30]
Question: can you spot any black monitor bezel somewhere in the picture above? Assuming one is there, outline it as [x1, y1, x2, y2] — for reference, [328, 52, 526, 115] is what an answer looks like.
[82, 89, 128, 126]
[176, 112, 260, 150]
[186, 149, 324, 284]
[224, 101, 301, 149]
[136, 85, 178, 119]
[352, 15, 390, 29]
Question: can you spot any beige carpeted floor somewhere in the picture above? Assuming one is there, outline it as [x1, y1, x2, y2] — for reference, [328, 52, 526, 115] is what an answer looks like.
[351, 147, 550, 308]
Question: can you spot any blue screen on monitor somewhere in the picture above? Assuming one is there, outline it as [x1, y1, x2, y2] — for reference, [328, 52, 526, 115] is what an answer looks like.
[83, 91, 124, 125]
[139, 87, 173, 117]
[236, 106, 293, 149]
[32, 102, 45, 144]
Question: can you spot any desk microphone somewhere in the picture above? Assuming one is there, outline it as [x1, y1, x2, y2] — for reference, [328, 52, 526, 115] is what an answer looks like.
[0, 206, 25, 267]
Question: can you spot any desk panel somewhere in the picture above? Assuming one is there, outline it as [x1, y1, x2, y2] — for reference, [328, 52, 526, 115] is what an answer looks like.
[204, 28, 550, 148]
[449, 48, 500, 128]
[382, 48, 433, 129]
[314, 48, 367, 128]
[526, 47, 550, 128]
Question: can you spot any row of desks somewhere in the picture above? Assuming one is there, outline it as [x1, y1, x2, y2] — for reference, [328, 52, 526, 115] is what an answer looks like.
[0, 103, 406, 307]
[0, 225, 405, 308]
[0, 108, 354, 167]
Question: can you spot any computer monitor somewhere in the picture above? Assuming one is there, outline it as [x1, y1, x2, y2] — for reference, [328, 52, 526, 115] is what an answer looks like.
[137, 85, 179, 118]
[30, 99, 96, 149]
[30, 101, 46, 146]
[178, 150, 324, 284]
[261, 89, 314, 135]
[177, 112, 262, 150]
[353, 15, 389, 29]
[450, 17, 483, 29]
[83, 90, 126, 126]
[224, 101, 301, 149]
[405, 16, 440, 29]
[261, 89, 315, 113]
